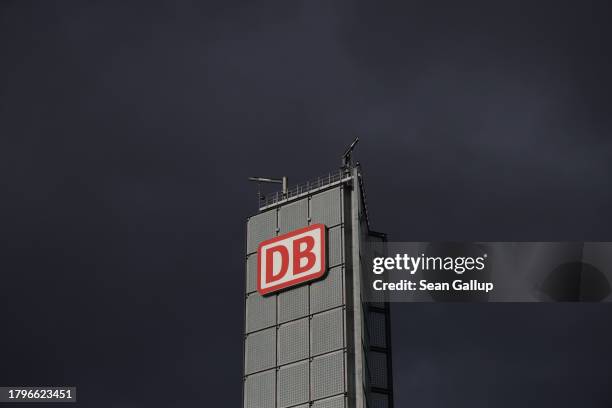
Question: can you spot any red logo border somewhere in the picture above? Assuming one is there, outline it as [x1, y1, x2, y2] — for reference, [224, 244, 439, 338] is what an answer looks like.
[257, 224, 327, 296]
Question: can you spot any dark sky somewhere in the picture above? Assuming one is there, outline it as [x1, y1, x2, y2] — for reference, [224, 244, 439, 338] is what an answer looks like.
[1, 1, 612, 407]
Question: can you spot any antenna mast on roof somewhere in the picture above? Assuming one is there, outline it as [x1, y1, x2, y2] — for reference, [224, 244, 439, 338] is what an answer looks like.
[248, 176, 288, 201]
[341, 137, 359, 170]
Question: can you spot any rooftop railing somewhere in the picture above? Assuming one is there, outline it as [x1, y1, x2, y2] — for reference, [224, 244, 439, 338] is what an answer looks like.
[259, 169, 351, 208]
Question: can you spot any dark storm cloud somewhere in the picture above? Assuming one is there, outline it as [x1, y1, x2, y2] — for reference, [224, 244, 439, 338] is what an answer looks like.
[1, 1, 611, 407]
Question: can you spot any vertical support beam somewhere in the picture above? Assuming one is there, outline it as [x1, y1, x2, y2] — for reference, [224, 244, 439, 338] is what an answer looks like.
[343, 185, 356, 408]
[351, 166, 365, 408]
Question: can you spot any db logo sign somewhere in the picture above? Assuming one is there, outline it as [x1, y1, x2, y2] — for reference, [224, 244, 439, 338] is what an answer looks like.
[257, 224, 327, 295]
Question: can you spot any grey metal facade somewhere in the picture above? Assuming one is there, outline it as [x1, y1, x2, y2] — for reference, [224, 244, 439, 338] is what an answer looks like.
[244, 167, 393, 408]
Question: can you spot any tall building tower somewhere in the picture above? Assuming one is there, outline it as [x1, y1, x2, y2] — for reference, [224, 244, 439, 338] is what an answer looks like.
[243, 165, 393, 408]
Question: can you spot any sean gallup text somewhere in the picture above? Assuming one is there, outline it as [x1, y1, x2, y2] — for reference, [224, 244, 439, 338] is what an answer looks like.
[373, 279, 494, 293]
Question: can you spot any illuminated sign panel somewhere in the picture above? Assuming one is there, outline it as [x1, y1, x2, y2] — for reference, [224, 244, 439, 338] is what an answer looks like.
[257, 224, 327, 295]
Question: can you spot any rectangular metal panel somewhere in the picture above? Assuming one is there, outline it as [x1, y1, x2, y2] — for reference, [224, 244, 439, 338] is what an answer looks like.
[278, 360, 309, 408]
[246, 292, 276, 333]
[367, 311, 387, 348]
[368, 351, 388, 388]
[245, 327, 276, 375]
[369, 393, 389, 408]
[278, 317, 309, 366]
[244, 369, 275, 408]
[310, 187, 342, 227]
[311, 307, 344, 356]
[246, 254, 257, 294]
[278, 198, 309, 234]
[310, 350, 345, 400]
[247, 209, 277, 254]
[328, 226, 343, 267]
[310, 266, 343, 314]
[278, 284, 309, 323]
[312, 394, 345, 408]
